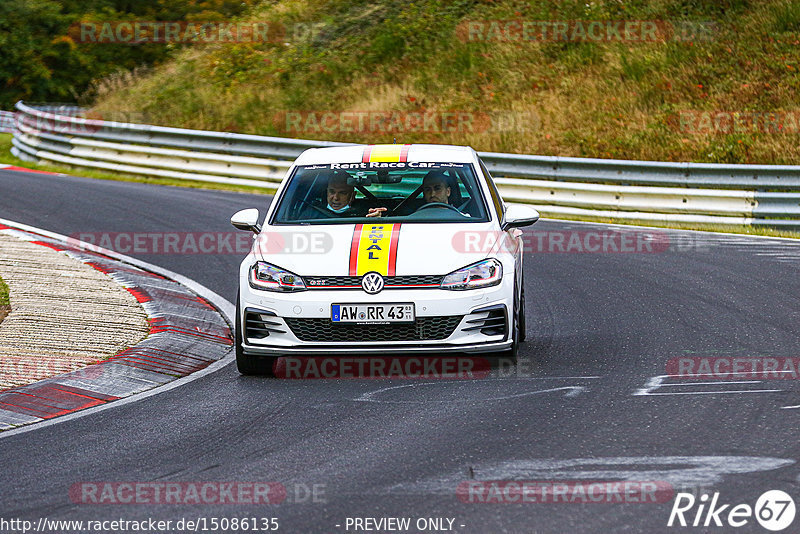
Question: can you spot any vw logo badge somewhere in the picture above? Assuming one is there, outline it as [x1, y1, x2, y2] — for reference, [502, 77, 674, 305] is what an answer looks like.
[361, 272, 384, 294]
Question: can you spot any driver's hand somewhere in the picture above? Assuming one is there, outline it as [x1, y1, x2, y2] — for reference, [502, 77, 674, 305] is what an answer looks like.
[366, 207, 388, 218]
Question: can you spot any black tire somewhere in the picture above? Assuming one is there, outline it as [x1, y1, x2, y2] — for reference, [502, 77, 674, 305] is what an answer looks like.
[508, 297, 520, 361]
[518, 286, 527, 343]
[235, 296, 276, 376]
[497, 287, 520, 362]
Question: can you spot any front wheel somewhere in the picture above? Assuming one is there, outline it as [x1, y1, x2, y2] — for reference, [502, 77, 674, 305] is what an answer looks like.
[518, 286, 527, 343]
[507, 301, 520, 361]
[496, 288, 520, 362]
[235, 296, 276, 376]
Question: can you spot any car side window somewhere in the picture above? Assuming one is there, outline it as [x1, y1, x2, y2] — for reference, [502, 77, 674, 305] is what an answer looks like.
[479, 159, 505, 221]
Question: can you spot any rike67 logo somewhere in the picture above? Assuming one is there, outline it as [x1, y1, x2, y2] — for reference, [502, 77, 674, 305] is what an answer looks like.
[668, 490, 795, 531]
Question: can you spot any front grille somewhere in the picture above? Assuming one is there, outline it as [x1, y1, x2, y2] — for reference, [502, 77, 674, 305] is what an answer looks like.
[285, 316, 463, 342]
[305, 275, 443, 289]
[387, 275, 444, 286]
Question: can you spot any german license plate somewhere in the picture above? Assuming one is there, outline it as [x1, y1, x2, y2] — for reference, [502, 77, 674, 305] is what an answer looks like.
[331, 303, 415, 323]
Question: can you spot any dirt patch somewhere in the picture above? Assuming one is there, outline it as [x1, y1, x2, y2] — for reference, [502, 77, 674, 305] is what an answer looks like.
[0, 305, 8, 325]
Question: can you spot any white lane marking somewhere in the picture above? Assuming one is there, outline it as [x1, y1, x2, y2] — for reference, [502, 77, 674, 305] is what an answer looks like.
[665, 381, 763, 386]
[633, 374, 783, 396]
[641, 391, 782, 396]
[470, 457, 796, 487]
[0, 218, 235, 440]
[780, 405, 800, 410]
[355, 382, 587, 403]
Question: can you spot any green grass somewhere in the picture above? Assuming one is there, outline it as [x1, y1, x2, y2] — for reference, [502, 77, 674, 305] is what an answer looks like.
[0, 275, 9, 320]
[0, 276, 8, 306]
[87, 0, 800, 165]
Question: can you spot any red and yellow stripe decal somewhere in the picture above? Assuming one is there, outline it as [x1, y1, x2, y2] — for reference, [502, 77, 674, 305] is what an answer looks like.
[362, 144, 411, 164]
[349, 223, 401, 276]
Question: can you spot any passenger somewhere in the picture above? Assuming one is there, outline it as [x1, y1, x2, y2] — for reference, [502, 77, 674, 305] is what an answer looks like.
[369, 170, 458, 218]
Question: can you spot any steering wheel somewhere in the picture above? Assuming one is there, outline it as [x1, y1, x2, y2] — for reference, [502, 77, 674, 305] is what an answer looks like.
[415, 202, 462, 214]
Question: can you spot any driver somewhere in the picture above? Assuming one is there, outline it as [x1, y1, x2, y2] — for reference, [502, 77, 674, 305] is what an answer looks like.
[421, 170, 451, 204]
[326, 171, 355, 213]
[324, 171, 384, 217]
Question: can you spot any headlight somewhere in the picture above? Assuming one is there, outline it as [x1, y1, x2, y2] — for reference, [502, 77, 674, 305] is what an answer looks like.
[249, 262, 306, 292]
[440, 259, 502, 290]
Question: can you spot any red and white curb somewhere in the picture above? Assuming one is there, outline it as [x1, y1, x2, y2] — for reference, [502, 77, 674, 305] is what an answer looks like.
[0, 220, 234, 432]
[0, 163, 61, 175]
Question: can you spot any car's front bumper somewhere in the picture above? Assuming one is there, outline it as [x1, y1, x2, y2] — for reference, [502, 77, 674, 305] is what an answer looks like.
[240, 339, 513, 356]
[238, 281, 514, 356]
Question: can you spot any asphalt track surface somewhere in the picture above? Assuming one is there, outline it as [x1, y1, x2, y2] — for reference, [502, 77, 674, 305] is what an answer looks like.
[1, 169, 800, 533]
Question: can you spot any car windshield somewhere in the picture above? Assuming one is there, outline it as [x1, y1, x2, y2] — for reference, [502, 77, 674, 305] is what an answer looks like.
[271, 162, 490, 224]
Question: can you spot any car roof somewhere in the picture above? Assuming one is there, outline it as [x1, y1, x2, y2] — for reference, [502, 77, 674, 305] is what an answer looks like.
[293, 144, 477, 166]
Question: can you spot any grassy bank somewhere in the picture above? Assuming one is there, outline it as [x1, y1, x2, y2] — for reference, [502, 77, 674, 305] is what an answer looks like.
[0, 275, 9, 323]
[89, 0, 800, 164]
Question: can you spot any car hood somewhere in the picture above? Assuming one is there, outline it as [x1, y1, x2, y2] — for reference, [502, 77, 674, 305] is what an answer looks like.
[253, 222, 499, 276]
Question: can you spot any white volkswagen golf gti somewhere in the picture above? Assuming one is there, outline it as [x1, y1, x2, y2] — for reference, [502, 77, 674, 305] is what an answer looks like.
[231, 143, 539, 374]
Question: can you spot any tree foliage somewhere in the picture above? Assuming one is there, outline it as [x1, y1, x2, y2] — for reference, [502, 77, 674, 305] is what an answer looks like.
[0, 0, 259, 109]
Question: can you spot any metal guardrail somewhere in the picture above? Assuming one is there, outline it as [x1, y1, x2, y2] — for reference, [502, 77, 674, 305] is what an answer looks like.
[10, 101, 800, 228]
[0, 111, 15, 134]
